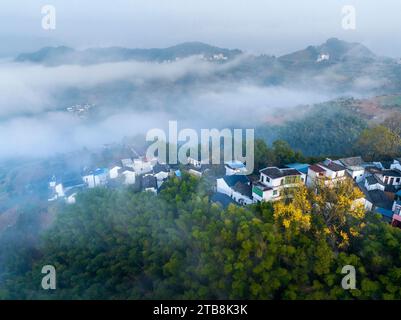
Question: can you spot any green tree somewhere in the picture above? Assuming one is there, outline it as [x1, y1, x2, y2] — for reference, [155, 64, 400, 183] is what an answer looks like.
[356, 125, 401, 160]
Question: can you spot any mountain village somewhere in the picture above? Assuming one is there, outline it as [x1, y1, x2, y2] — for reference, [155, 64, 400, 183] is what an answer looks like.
[48, 152, 401, 229]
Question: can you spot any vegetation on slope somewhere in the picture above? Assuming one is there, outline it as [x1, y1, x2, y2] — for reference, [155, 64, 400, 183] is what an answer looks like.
[1, 174, 401, 300]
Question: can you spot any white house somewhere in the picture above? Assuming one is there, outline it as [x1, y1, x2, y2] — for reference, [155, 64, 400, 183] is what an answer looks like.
[121, 158, 134, 169]
[48, 175, 85, 203]
[216, 175, 253, 205]
[109, 166, 122, 179]
[153, 163, 169, 180]
[317, 53, 330, 62]
[364, 175, 385, 192]
[122, 168, 136, 185]
[65, 188, 78, 205]
[133, 158, 153, 175]
[82, 168, 109, 188]
[306, 159, 347, 187]
[252, 167, 305, 202]
[336, 157, 366, 182]
[380, 170, 401, 189]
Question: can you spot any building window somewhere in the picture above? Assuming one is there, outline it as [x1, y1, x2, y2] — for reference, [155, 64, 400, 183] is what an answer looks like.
[273, 190, 278, 196]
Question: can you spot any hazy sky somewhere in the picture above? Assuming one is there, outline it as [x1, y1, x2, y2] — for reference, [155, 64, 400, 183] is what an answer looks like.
[1, 0, 400, 57]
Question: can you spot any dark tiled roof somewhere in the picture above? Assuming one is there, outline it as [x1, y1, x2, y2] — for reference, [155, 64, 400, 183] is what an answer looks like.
[384, 185, 399, 193]
[142, 175, 157, 189]
[211, 193, 236, 208]
[232, 182, 253, 198]
[366, 175, 381, 185]
[222, 175, 250, 187]
[260, 167, 301, 179]
[309, 164, 326, 173]
[381, 161, 393, 170]
[320, 160, 345, 172]
[367, 190, 393, 210]
[382, 169, 401, 177]
[153, 163, 169, 174]
[339, 156, 365, 167]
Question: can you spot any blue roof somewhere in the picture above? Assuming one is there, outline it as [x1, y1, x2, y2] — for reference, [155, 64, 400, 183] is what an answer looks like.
[223, 175, 249, 187]
[375, 207, 394, 219]
[175, 170, 182, 177]
[94, 168, 108, 176]
[286, 163, 310, 174]
[211, 192, 236, 208]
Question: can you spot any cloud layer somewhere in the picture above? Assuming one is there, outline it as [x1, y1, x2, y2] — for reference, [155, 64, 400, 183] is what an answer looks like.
[0, 57, 345, 159]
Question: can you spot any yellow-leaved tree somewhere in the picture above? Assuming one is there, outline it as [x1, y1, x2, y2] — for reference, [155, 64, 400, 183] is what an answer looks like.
[311, 178, 366, 250]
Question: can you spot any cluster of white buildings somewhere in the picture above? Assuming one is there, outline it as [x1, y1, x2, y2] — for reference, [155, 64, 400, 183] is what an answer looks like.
[48, 156, 171, 205]
[48, 149, 401, 228]
[214, 157, 401, 228]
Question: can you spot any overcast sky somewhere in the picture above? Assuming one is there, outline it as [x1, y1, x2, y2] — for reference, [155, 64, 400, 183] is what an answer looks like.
[0, 0, 400, 57]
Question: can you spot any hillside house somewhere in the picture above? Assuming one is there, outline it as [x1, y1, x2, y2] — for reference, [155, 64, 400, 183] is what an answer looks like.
[152, 163, 170, 188]
[122, 168, 136, 185]
[48, 175, 85, 204]
[336, 156, 366, 182]
[252, 167, 305, 202]
[306, 159, 347, 187]
[358, 174, 394, 215]
[133, 157, 153, 175]
[109, 166, 122, 179]
[121, 158, 134, 169]
[142, 174, 158, 194]
[216, 175, 253, 205]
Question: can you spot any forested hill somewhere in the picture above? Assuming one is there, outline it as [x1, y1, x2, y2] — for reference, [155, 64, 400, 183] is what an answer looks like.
[2, 173, 401, 300]
[257, 95, 401, 157]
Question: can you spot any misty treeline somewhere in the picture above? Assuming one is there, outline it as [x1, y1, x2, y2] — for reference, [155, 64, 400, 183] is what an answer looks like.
[258, 102, 401, 160]
[1, 173, 401, 300]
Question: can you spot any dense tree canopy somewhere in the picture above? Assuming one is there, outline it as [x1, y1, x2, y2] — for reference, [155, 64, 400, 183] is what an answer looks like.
[1, 174, 401, 300]
[356, 125, 401, 160]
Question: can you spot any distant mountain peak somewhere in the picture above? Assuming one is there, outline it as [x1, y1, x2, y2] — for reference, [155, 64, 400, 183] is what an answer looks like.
[279, 38, 376, 65]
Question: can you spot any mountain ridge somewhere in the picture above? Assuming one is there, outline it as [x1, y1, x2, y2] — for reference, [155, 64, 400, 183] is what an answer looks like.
[15, 42, 243, 65]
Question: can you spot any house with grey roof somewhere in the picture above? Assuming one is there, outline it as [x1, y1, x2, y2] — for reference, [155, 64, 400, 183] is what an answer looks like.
[336, 156, 366, 182]
[306, 159, 347, 187]
[216, 175, 253, 205]
[252, 166, 305, 203]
